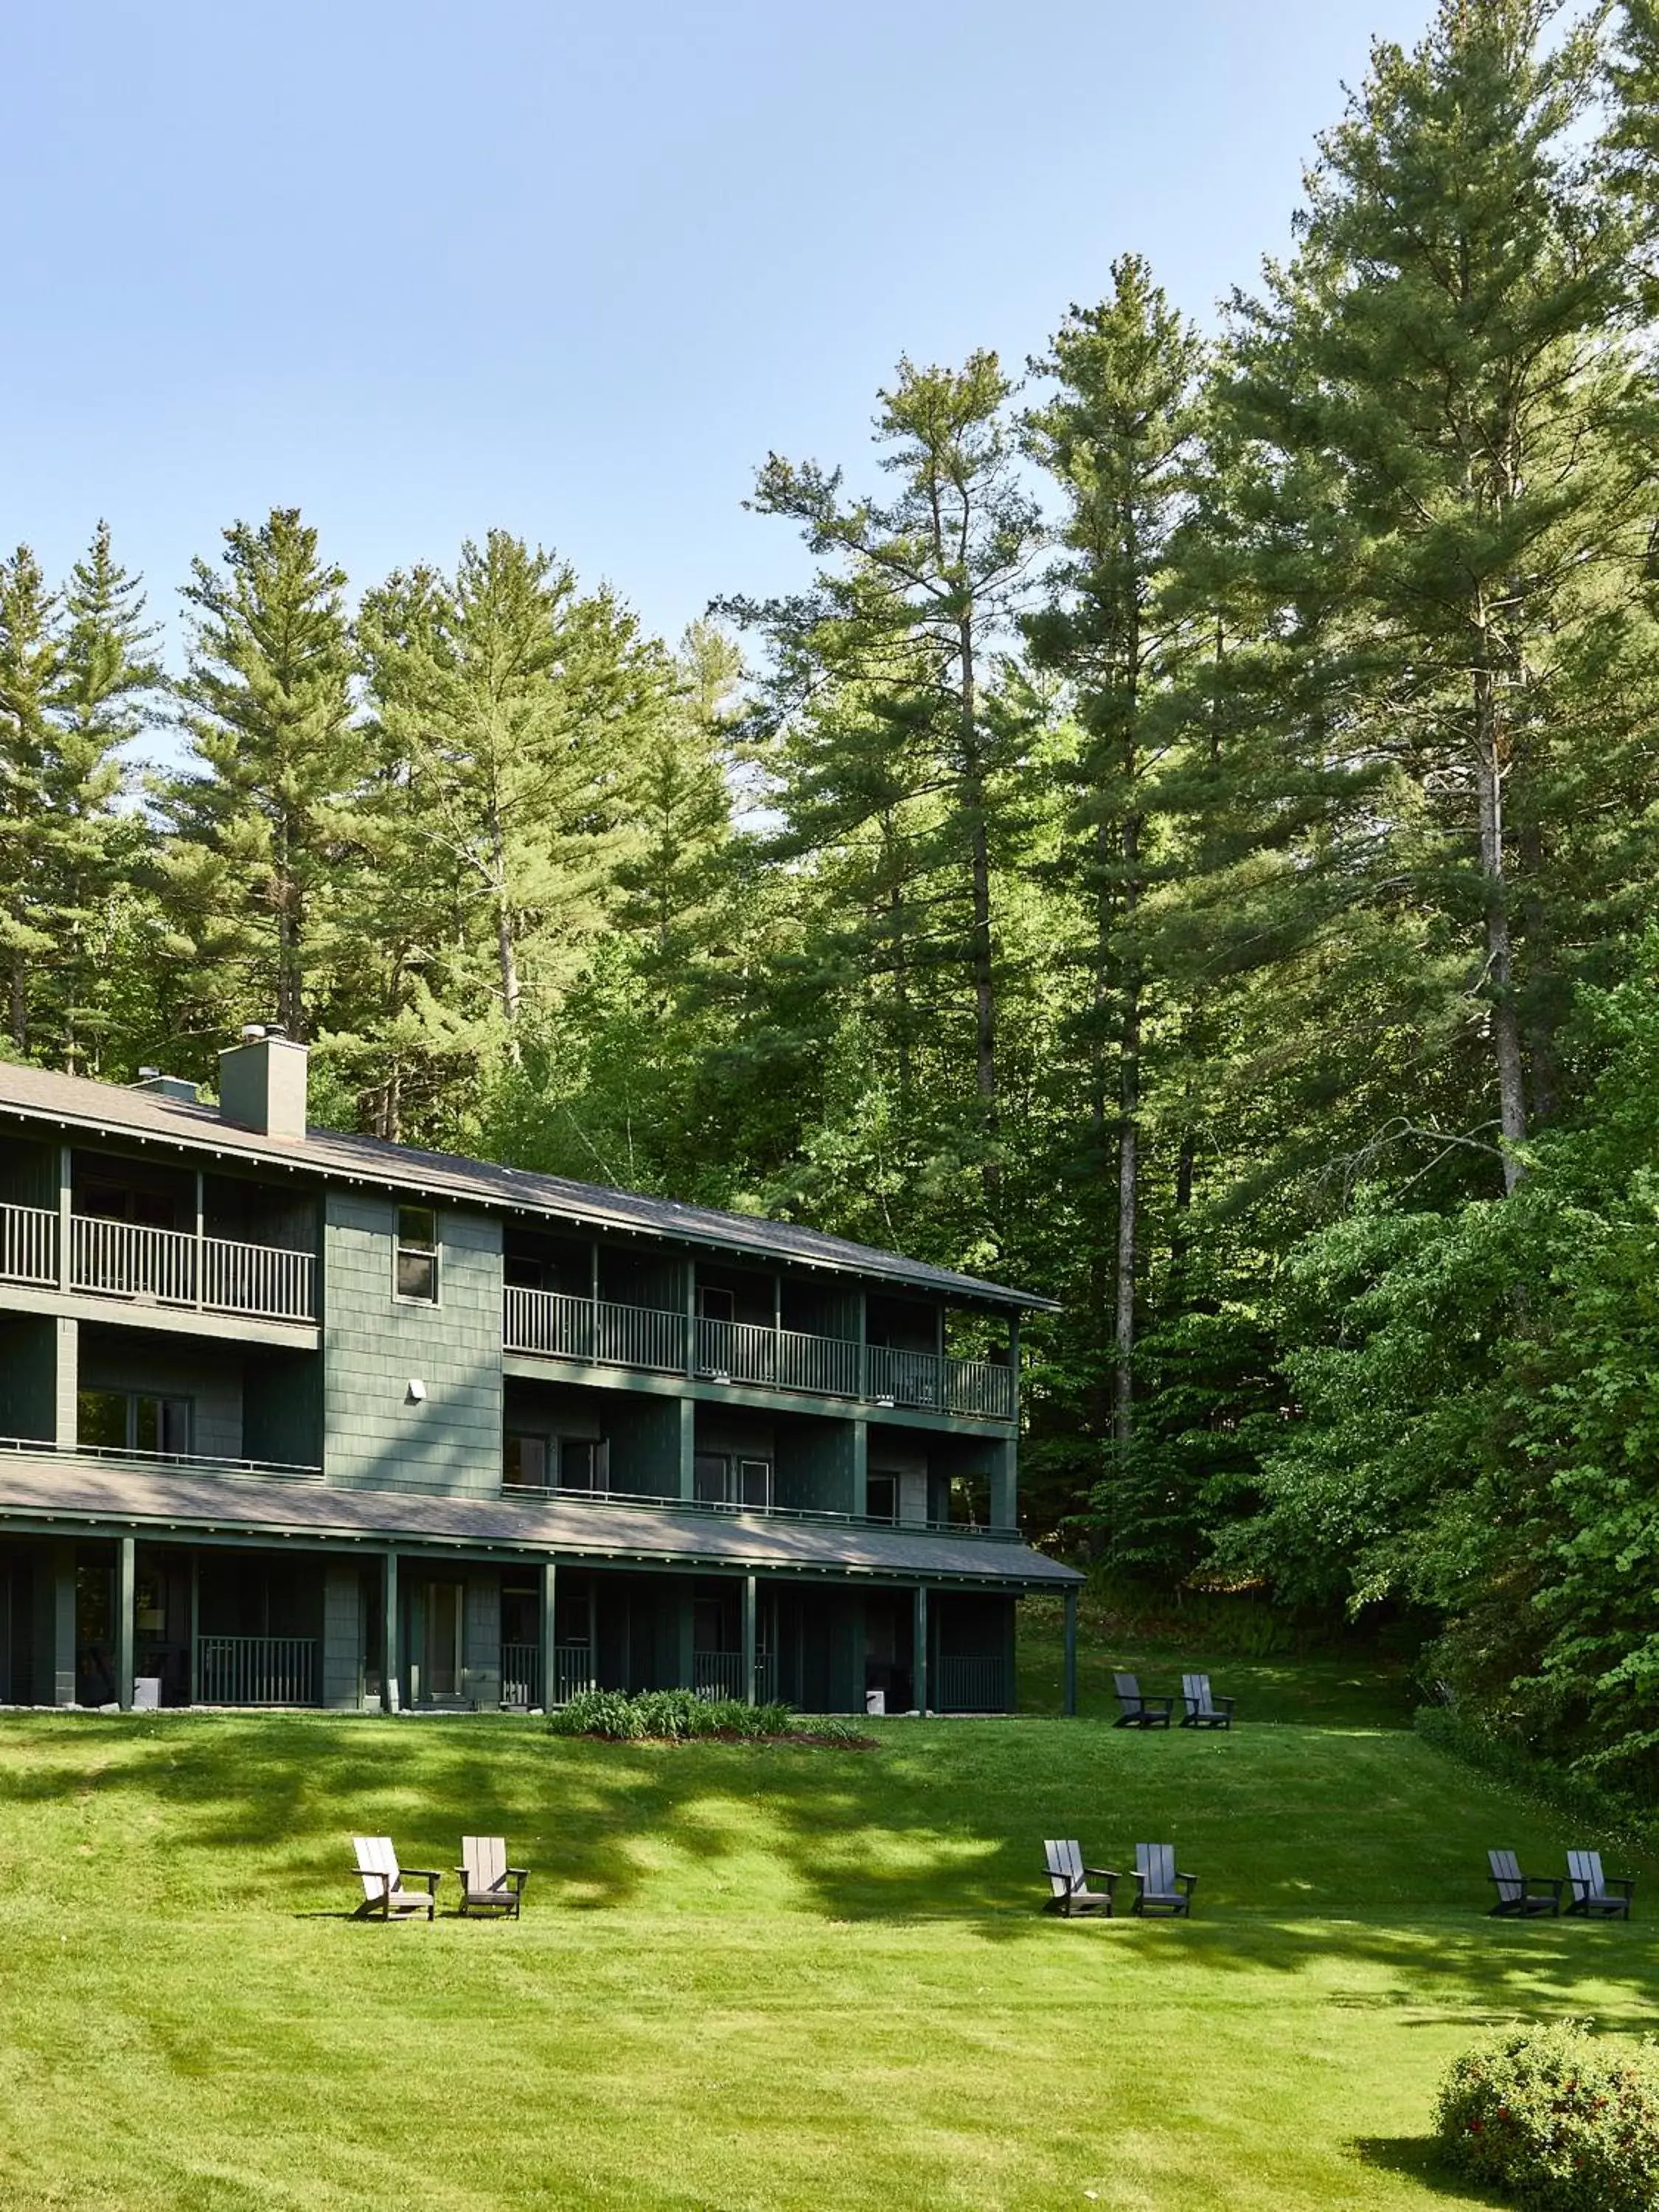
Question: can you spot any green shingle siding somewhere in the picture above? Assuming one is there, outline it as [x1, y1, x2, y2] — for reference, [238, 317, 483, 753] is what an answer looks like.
[321, 1194, 504, 1497]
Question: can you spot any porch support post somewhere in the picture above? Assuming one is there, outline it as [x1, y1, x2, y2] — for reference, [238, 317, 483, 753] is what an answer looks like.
[849, 1416, 868, 1520]
[188, 1552, 201, 1705]
[116, 1536, 136, 1711]
[741, 1573, 757, 1705]
[540, 1557, 557, 1710]
[41, 1542, 77, 1705]
[56, 1143, 71, 1292]
[192, 1169, 204, 1307]
[383, 1550, 400, 1714]
[1062, 1585, 1078, 1718]
[914, 1584, 929, 1717]
[51, 1317, 77, 1450]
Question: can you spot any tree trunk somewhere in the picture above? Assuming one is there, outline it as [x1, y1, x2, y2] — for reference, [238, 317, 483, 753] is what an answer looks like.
[1472, 656, 1527, 1190]
[959, 615, 996, 1128]
[1114, 814, 1141, 1453]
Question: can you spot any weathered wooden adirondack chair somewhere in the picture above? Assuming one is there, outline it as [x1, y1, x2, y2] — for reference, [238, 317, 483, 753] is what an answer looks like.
[1043, 1839, 1118, 1917]
[1130, 1843, 1197, 1918]
[1486, 1849, 1561, 1918]
[352, 1835, 440, 1920]
[1113, 1673, 1173, 1729]
[1180, 1674, 1234, 1730]
[1565, 1850, 1635, 1920]
[455, 1835, 529, 1919]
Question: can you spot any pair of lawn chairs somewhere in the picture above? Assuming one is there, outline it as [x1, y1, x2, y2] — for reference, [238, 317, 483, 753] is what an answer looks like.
[1113, 1673, 1234, 1731]
[1487, 1848, 1635, 1921]
[352, 1835, 529, 1920]
[1043, 1840, 1197, 1919]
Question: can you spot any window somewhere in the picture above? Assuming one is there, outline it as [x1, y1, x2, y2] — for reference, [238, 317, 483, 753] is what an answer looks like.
[504, 1434, 605, 1493]
[557, 1437, 602, 1493]
[395, 1206, 439, 1301]
[504, 1253, 545, 1291]
[697, 1284, 735, 1324]
[504, 1433, 547, 1489]
[77, 1388, 191, 1455]
[866, 1472, 899, 1523]
[693, 1453, 771, 1512]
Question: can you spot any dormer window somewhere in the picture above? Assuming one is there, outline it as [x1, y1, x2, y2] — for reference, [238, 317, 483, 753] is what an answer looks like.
[395, 1207, 439, 1303]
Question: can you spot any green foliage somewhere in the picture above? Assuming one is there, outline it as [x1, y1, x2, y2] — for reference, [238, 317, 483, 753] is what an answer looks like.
[1435, 2020, 1659, 2212]
[546, 1688, 796, 1741]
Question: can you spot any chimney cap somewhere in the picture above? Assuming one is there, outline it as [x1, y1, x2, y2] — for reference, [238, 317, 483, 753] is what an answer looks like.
[139, 1065, 160, 1080]
[240, 1022, 289, 1043]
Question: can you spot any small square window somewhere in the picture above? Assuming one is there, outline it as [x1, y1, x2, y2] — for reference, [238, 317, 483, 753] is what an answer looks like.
[396, 1206, 439, 1302]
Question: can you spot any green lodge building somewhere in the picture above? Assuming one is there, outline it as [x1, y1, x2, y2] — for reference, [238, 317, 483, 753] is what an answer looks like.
[0, 1028, 1081, 1717]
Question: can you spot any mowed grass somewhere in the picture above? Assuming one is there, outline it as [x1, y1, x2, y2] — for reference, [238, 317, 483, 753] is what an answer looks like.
[0, 1626, 1652, 2211]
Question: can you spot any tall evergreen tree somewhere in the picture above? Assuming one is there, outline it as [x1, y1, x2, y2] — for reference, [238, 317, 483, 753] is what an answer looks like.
[162, 508, 358, 1048]
[723, 352, 1046, 1230]
[1222, 0, 1655, 1192]
[1023, 254, 1206, 1472]
[44, 523, 164, 1072]
[0, 548, 60, 1054]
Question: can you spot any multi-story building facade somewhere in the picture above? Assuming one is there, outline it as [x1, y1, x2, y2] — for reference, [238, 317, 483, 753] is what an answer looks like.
[0, 1029, 1082, 1717]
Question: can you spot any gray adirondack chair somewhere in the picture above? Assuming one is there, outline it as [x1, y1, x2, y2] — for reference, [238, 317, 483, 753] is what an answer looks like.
[1130, 1843, 1196, 1917]
[1113, 1673, 1173, 1728]
[1180, 1674, 1234, 1730]
[1565, 1850, 1635, 1920]
[1486, 1849, 1561, 1917]
[455, 1834, 529, 1918]
[1043, 1839, 1118, 1917]
[352, 1834, 440, 1920]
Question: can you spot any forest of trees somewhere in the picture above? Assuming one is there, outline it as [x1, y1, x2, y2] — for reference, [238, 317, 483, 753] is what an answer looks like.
[7, 0, 1659, 1786]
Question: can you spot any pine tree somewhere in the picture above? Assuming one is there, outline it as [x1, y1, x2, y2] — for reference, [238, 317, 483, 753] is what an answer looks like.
[356, 531, 659, 1113]
[0, 549, 60, 1053]
[44, 523, 164, 1072]
[1219, 0, 1655, 1192]
[723, 352, 1046, 1228]
[162, 508, 358, 1049]
[1023, 253, 1207, 1470]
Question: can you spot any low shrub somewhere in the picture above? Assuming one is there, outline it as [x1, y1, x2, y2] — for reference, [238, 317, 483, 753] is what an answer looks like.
[547, 1688, 798, 1742]
[1435, 2020, 1659, 2211]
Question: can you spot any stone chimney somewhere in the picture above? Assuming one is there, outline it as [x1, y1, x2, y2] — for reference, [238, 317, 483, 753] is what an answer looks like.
[218, 1024, 308, 1140]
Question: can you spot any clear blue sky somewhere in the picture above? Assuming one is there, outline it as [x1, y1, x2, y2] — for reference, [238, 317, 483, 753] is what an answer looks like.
[1, 0, 1433, 662]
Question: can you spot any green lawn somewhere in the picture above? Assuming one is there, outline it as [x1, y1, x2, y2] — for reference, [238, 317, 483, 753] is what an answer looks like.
[0, 1627, 1652, 2211]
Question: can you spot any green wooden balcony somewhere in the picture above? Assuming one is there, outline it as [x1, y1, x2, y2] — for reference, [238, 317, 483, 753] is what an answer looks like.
[502, 1286, 1015, 1421]
[0, 1200, 316, 1324]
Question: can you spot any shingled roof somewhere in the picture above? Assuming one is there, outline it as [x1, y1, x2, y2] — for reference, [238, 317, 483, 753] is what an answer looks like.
[0, 1450, 1083, 1590]
[0, 1060, 1057, 1311]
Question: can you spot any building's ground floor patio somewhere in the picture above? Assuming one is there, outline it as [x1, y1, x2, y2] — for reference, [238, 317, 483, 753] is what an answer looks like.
[0, 1533, 1027, 1716]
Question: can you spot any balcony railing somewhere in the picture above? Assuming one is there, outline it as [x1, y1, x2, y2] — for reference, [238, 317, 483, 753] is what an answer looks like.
[504, 1285, 1015, 1421]
[195, 1634, 317, 1706]
[0, 1202, 316, 1324]
[501, 1641, 541, 1708]
[933, 1655, 1009, 1713]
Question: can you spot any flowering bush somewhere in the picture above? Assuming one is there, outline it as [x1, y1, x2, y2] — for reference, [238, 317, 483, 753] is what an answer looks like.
[1436, 2020, 1659, 2211]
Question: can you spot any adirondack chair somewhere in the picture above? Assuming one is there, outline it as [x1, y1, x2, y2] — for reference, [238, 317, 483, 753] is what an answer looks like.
[352, 1835, 440, 1920]
[1113, 1673, 1173, 1728]
[1180, 1674, 1234, 1731]
[1130, 1843, 1197, 1918]
[1043, 1839, 1118, 1917]
[455, 1834, 529, 1919]
[1565, 1850, 1635, 1920]
[1486, 1849, 1562, 1917]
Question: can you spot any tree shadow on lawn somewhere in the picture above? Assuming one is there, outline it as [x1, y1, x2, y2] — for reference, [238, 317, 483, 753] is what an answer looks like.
[3, 1712, 1656, 2025]
[1351, 2138, 1494, 2204]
